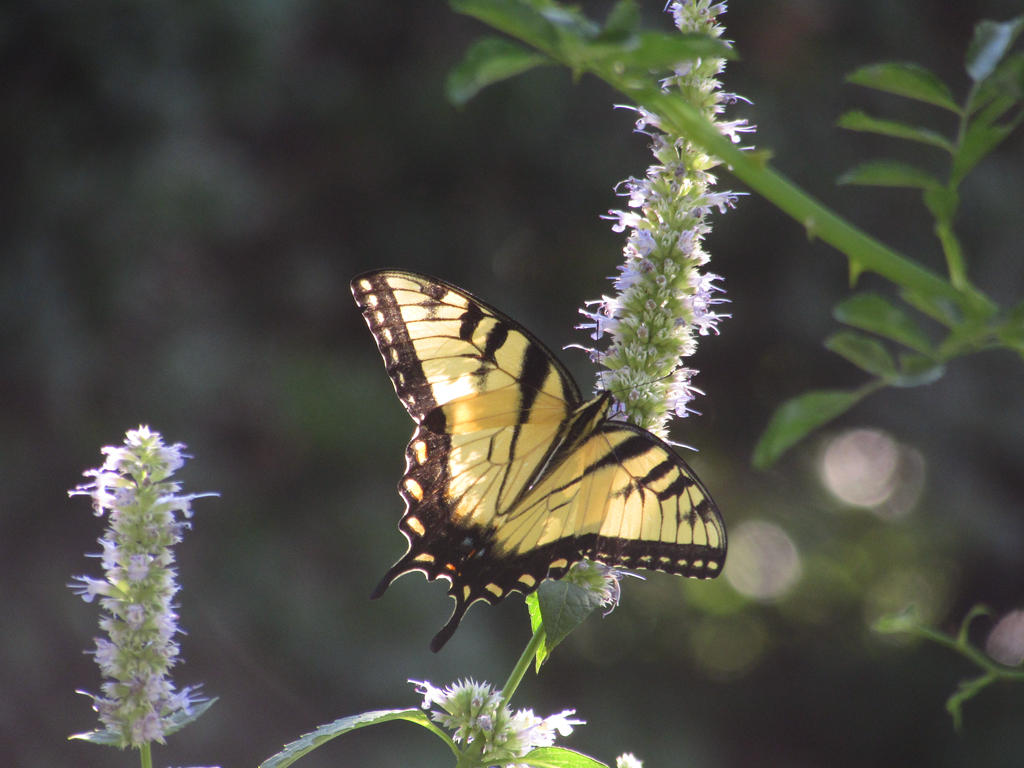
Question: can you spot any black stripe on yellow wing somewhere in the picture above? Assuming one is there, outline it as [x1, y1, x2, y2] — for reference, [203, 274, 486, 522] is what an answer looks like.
[350, 270, 582, 425]
[350, 270, 727, 651]
[491, 412, 725, 578]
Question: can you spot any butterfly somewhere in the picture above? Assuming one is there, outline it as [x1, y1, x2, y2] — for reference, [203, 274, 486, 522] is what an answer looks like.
[351, 270, 726, 651]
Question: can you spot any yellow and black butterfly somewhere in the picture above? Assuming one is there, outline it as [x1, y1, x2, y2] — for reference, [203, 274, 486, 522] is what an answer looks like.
[351, 270, 726, 651]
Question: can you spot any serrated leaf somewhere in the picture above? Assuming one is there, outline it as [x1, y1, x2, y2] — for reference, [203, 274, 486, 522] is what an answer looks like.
[837, 110, 953, 152]
[837, 159, 941, 189]
[68, 729, 123, 746]
[447, 37, 550, 105]
[966, 16, 1024, 82]
[833, 292, 934, 353]
[69, 696, 218, 746]
[259, 709, 438, 768]
[520, 746, 609, 768]
[825, 331, 897, 376]
[753, 388, 872, 468]
[164, 696, 218, 737]
[847, 62, 959, 112]
[535, 576, 605, 658]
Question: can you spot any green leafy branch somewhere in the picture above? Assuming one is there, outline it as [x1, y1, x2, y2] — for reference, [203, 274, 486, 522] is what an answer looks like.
[876, 605, 1024, 729]
[445, 0, 1023, 465]
[450, 0, 974, 308]
[757, 17, 1024, 465]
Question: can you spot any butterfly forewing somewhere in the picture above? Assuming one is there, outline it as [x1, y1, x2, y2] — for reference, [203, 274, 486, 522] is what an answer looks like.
[351, 269, 727, 651]
[351, 271, 580, 423]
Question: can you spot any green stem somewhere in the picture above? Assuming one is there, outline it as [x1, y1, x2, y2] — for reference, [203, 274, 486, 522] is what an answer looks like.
[932, 83, 974, 291]
[615, 83, 994, 317]
[501, 624, 546, 708]
[451, 1, 998, 318]
[139, 743, 152, 768]
[913, 624, 1024, 681]
[455, 739, 484, 768]
[935, 216, 968, 291]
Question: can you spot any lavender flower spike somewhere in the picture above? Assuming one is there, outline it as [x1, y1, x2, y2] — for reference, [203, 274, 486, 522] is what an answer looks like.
[578, 1, 752, 438]
[69, 426, 215, 748]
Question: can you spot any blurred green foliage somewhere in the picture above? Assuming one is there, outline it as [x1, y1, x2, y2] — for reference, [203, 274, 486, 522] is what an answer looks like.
[4, 1, 1023, 767]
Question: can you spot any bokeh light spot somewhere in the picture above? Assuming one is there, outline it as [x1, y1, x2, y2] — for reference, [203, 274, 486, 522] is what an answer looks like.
[820, 428, 925, 519]
[690, 615, 768, 680]
[986, 609, 1024, 667]
[821, 428, 898, 507]
[724, 520, 802, 601]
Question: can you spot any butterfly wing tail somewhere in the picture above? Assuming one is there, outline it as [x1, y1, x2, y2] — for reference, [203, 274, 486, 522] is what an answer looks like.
[430, 594, 471, 652]
[370, 570, 397, 600]
[369, 546, 473, 652]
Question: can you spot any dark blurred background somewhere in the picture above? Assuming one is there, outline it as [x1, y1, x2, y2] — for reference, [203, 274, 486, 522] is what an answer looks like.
[5, 1, 1023, 766]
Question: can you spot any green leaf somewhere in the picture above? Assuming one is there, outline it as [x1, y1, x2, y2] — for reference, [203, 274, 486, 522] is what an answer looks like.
[451, 0, 560, 50]
[966, 16, 1024, 82]
[259, 709, 446, 768]
[952, 111, 1019, 183]
[998, 298, 1024, 351]
[825, 331, 897, 377]
[579, 31, 733, 79]
[752, 387, 874, 468]
[846, 62, 959, 112]
[164, 696, 218, 737]
[900, 288, 962, 327]
[873, 605, 924, 635]
[68, 729, 123, 746]
[630, 31, 734, 67]
[969, 52, 1024, 118]
[892, 353, 945, 387]
[447, 36, 550, 105]
[837, 160, 941, 189]
[69, 696, 218, 746]
[922, 185, 958, 223]
[837, 110, 953, 152]
[598, 0, 640, 42]
[833, 292, 934, 353]
[536, 2, 600, 40]
[526, 592, 550, 668]
[520, 746, 609, 768]
[534, 575, 605, 658]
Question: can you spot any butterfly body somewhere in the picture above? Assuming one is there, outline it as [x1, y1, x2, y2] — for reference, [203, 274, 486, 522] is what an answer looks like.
[351, 270, 726, 651]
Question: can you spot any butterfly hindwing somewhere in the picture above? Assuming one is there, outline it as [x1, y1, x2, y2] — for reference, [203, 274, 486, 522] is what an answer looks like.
[351, 269, 726, 651]
[509, 420, 726, 576]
